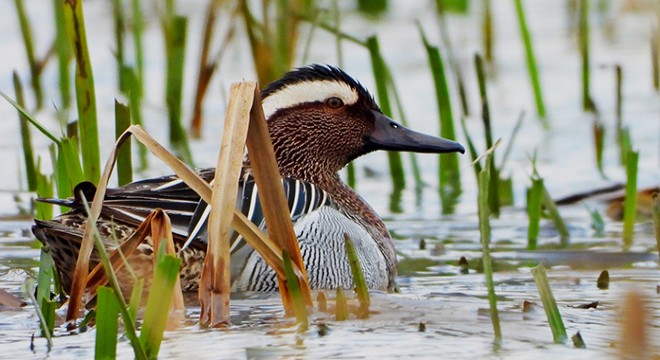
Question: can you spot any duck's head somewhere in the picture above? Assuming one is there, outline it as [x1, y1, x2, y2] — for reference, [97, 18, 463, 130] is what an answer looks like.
[261, 64, 465, 183]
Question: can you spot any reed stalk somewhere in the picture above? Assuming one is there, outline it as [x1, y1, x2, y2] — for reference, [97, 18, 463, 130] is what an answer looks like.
[652, 28, 659, 91]
[474, 54, 500, 217]
[623, 150, 639, 246]
[527, 176, 543, 250]
[95, 287, 120, 359]
[531, 264, 567, 344]
[436, 4, 470, 116]
[513, 0, 548, 124]
[24, 278, 53, 349]
[482, 0, 494, 64]
[478, 158, 502, 344]
[335, 288, 349, 321]
[13, 72, 37, 191]
[366, 36, 405, 191]
[283, 250, 308, 329]
[579, 0, 593, 112]
[52, 0, 72, 109]
[64, 0, 101, 182]
[418, 24, 462, 214]
[592, 119, 605, 177]
[115, 100, 132, 186]
[36, 248, 56, 338]
[112, 0, 127, 92]
[344, 234, 369, 319]
[165, 15, 193, 164]
[14, 0, 43, 109]
[131, 0, 145, 97]
[35, 164, 53, 221]
[652, 193, 660, 261]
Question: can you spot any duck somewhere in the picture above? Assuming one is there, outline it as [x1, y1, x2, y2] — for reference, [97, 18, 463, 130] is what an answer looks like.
[32, 64, 465, 295]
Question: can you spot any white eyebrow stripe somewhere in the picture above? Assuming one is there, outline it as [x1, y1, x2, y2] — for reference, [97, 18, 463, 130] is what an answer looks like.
[261, 80, 358, 119]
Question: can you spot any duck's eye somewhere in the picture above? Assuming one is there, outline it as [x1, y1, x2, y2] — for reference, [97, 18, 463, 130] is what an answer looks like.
[326, 97, 344, 109]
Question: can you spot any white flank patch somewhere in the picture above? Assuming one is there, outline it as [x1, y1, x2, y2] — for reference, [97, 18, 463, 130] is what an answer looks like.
[261, 80, 358, 119]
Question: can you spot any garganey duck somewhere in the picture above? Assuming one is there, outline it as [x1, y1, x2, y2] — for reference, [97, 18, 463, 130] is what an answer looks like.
[33, 64, 465, 294]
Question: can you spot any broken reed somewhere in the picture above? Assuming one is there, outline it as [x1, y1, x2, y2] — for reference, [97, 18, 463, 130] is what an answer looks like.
[531, 264, 568, 344]
[477, 156, 502, 344]
[622, 150, 639, 245]
[513, 0, 548, 125]
[418, 24, 462, 214]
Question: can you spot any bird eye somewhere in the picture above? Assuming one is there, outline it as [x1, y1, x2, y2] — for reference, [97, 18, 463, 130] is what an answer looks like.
[326, 97, 344, 109]
[390, 122, 399, 129]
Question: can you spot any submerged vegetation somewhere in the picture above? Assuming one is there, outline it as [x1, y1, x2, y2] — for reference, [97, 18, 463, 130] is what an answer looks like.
[1, 0, 659, 358]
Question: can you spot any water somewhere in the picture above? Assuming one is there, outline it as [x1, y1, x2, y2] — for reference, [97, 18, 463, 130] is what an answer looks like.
[1, 0, 659, 358]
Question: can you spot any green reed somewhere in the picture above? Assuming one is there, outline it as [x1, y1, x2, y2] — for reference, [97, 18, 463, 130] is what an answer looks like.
[131, 0, 145, 96]
[418, 24, 462, 214]
[335, 287, 349, 321]
[115, 100, 132, 186]
[531, 264, 567, 344]
[478, 157, 502, 344]
[592, 118, 605, 177]
[366, 36, 406, 191]
[13, 72, 37, 191]
[36, 248, 56, 340]
[482, 0, 494, 64]
[344, 234, 369, 319]
[652, 193, 660, 258]
[514, 0, 548, 124]
[579, 0, 593, 111]
[164, 15, 193, 164]
[283, 250, 309, 329]
[121, 65, 148, 170]
[140, 243, 182, 358]
[527, 176, 544, 250]
[25, 278, 53, 350]
[96, 287, 120, 359]
[112, 0, 127, 92]
[52, 0, 72, 109]
[474, 54, 500, 217]
[622, 150, 639, 246]
[652, 28, 659, 90]
[530, 157, 570, 246]
[14, 0, 43, 110]
[63, 0, 101, 183]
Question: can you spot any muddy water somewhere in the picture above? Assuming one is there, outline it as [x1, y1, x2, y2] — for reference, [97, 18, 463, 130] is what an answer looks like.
[1, 0, 659, 359]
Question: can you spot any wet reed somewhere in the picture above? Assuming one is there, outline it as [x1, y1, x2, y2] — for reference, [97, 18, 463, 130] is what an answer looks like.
[531, 264, 567, 344]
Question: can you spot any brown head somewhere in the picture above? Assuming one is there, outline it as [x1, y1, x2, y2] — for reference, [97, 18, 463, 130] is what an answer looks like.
[260, 64, 465, 185]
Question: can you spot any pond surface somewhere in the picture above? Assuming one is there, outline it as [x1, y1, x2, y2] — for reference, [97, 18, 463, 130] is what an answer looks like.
[0, 0, 659, 358]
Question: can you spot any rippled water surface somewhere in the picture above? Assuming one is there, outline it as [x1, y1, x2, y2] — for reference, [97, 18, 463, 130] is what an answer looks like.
[0, 0, 659, 358]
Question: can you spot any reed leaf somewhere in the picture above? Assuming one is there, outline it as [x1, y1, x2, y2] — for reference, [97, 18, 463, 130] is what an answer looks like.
[120, 65, 148, 170]
[140, 245, 181, 359]
[165, 16, 193, 164]
[478, 158, 502, 343]
[283, 250, 308, 329]
[531, 264, 567, 344]
[95, 287, 120, 360]
[366, 36, 405, 191]
[35, 162, 53, 221]
[0, 92, 59, 144]
[579, 0, 593, 111]
[527, 176, 543, 250]
[513, 0, 548, 123]
[14, 0, 43, 109]
[13, 71, 37, 191]
[344, 234, 369, 319]
[592, 119, 605, 177]
[57, 137, 85, 198]
[112, 0, 127, 92]
[623, 150, 639, 246]
[131, 0, 145, 96]
[24, 278, 53, 349]
[36, 248, 56, 339]
[114, 100, 132, 186]
[128, 277, 144, 324]
[335, 287, 348, 321]
[64, 0, 101, 182]
[53, 0, 71, 108]
[418, 24, 462, 214]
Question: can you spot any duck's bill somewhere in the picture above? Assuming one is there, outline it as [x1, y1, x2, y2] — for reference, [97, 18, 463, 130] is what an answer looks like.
[366, 112, 465, 154]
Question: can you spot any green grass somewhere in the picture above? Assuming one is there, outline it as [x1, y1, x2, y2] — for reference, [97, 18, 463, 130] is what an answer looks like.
[623, 150, 639, 246]
[63, 0, 101, 183]
[531, 264, 568, 344]
[418, 24, 462, 214]
[513, 0, 548, 124]
[477, 158, 502, 344]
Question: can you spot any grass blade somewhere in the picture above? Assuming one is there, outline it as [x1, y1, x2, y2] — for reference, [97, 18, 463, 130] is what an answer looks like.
[344, 234, 370, 319]
[366, 36, 405, 191]
[418, 24, 462, 214]
[477, 158, 502, 344]
[12, 71, 37, 191]
[114, 99, 132, 186]
[531, 264, 567, 344]
[623, 150, 639, 246]
[140, 247, 181, 359]
[14, 0, 43, 109]
[513, 0, 548, 123]
[527, 176, 544, 250]
[64, 0, 101, 182]
[95, 287, 120, 360]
